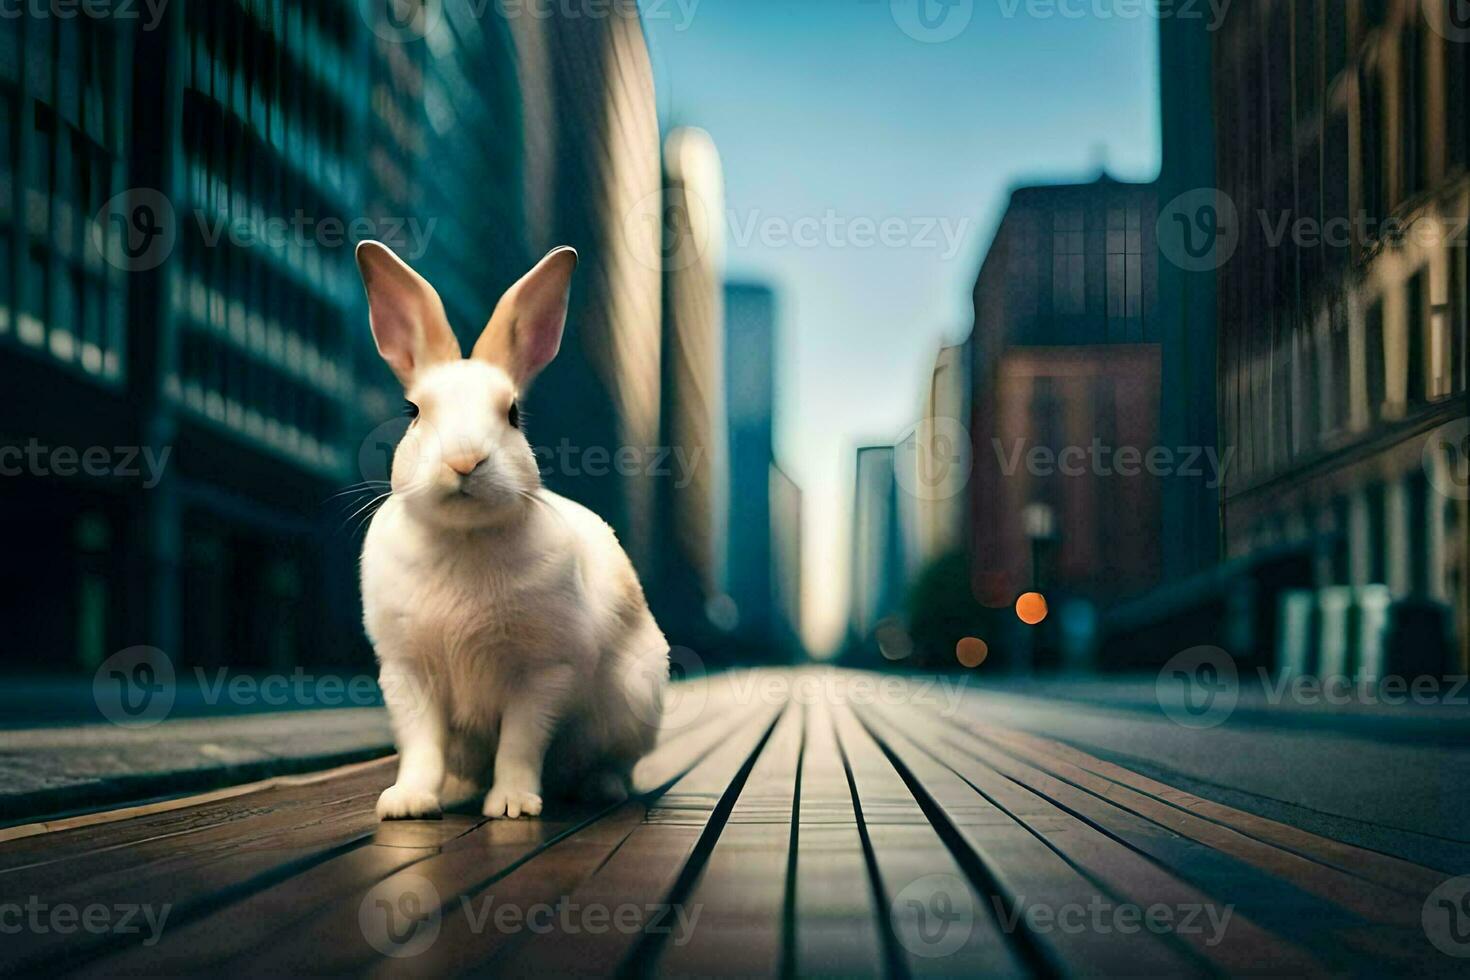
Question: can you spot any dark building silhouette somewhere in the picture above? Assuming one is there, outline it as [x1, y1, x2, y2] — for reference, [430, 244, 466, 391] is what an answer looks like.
[724, 281, 780, 657]
[769, 460, 804, 659]
[967, 177, 1165, 640]
[849, 444, 906, 657]
[1156, 4, 1222, 580]
[1213, 0, 1468, 674]
[0, 3, 664, 675]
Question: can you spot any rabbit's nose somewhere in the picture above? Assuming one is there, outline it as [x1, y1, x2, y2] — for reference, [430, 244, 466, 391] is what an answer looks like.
[444, 452, 487, 476]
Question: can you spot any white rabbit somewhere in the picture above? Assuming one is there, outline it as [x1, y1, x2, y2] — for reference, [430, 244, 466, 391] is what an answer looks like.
[354, 240, 668, 821]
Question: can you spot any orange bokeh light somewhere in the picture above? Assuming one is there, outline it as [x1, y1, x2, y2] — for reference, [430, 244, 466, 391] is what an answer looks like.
[1015, 592, 1049, 625]
[956, 637, 988, 669]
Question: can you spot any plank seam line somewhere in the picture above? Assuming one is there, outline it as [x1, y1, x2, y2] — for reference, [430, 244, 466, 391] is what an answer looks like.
[0, 755, 395, 845]
[832, 705, 911, 980]
[902, 724, 1221, 978]
[851, 705, 1058, 980]
[28, 828, 377, 976]
[780, 702, 807, 980]
[450, 709, 777, 907]
[616, 703, 787, 980]
[1060, 742, 1470, 848]
[86, 711, 764, 977]
[967, 724, 1446, 899]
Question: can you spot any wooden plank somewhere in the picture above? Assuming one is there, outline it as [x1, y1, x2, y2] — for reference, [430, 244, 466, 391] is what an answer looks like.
[877, 704, 1328, 977]
[830, 702, 1030, 979]
[965, 724, 1430, 930]
[936, 720, 1427, 975]
[982, 725, 1448, 898]
[855, 705, 1203, 978]
[61, 676, 763, 977]
[463, 703, 787, 977]
[2, 671, 735, 868]
[789, 699, 885, 980]
[0, 769, 392, 975]
[624, 702, 805, 978]
[179, 697, 771, 978]
[0, 758, 396, 873]
[0, 756, 395, 847]
[369, 704, 782, 979]
[73, 816, 485, 978]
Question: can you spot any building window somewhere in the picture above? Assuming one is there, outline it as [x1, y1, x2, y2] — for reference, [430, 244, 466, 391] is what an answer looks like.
[1274, 318, 1294, 467]
[1454, 240, 1468, 393]
[1399, 17, 1426, 200]
[1294, 0, 1320, 120]
[1009, 210, 1039, 320]
[1359, 61, 1386, 225]
[1365, 298, 1385, 419]
[1105, 208, 1142, 341]
[1052, 209, 1085, 317]
[1294, 317, 1319, 456]
[1447, 22, 1469, 174]
[1328, 300, 1352, 432]
[1408, 270, 1428, 406]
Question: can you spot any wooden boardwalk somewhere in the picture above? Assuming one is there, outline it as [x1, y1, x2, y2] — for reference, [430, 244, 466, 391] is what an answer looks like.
[0, 669, 1460, 977]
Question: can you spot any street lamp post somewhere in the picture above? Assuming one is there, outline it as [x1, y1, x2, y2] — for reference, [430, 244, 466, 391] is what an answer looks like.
[1018, 502, 1057, 673]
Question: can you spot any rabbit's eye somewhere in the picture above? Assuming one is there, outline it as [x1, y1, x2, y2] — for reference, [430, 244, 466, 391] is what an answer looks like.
[402, 400, 420, 421]
[508, 401, 520, 429]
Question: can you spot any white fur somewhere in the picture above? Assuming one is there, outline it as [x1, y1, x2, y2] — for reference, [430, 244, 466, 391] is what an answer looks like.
[355, 244, 668, 820]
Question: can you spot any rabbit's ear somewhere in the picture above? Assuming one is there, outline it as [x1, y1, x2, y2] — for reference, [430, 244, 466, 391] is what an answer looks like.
[472, 247, 577, 387]
[355, 241, 461, 387]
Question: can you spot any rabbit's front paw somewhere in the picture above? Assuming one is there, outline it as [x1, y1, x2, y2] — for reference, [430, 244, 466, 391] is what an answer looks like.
[482, 784, 543, 819]
[377, 784, 443, 820]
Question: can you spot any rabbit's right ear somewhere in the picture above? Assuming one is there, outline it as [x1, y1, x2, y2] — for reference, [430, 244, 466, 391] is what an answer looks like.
[355, 241, 461, 387]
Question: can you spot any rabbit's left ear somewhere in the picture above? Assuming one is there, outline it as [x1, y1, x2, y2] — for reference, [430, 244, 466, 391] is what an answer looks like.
[472, 247, 577, 387]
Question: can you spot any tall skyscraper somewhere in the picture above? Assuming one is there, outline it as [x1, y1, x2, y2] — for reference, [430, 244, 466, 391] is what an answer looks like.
[1156, 4, 1221, 580]
[655, 127, 731, 648]
[849, 444, 906, 652]
[724, 281, 777, 653]
[0, 3, 665, 673]
[769, 461, 805, 660]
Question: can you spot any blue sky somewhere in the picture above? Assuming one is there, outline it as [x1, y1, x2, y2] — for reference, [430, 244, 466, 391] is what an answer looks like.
[640, 0, 1162, 654]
